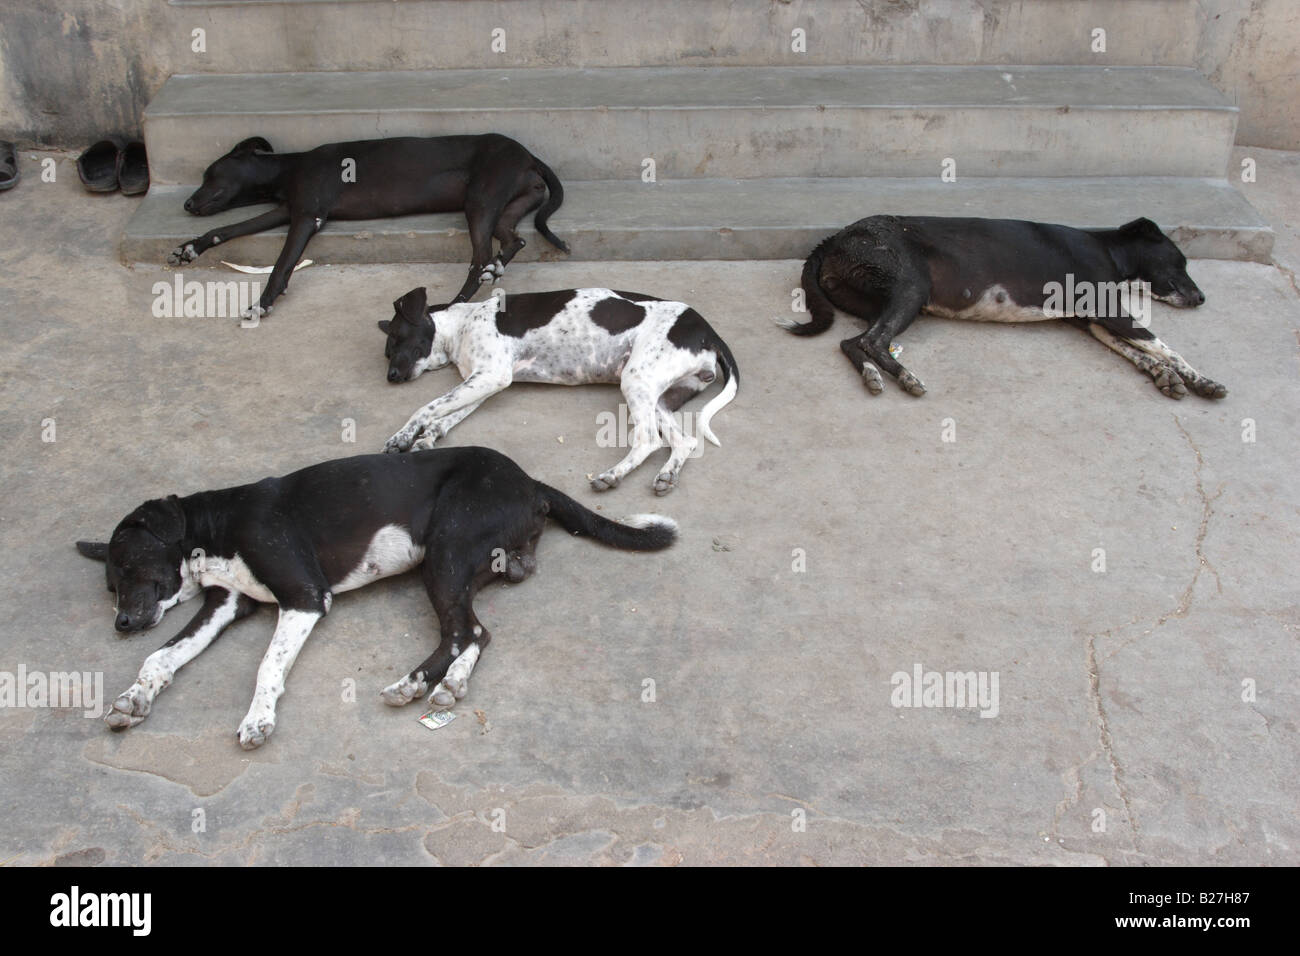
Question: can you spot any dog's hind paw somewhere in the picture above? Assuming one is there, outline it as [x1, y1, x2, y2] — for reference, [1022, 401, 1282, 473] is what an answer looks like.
[430, 674, 467, 708]
[240, 303, 270, 324]
[384, 427, 416, 454]
[381, 674, 428, 707]
[897, 370, 927, 396]
[590, 472, 620, 492]
[167, 242, 198, 266]
[237, 715, 275, 750]
[104, 683, 152, 730]
[1153, 366, 1187, 399]
[861, 362, 885, 395]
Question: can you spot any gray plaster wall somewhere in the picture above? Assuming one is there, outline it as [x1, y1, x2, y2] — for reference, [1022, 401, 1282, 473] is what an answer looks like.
[0, 0, 1296, 150]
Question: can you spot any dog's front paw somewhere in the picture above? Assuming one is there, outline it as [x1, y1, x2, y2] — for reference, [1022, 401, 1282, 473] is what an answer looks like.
[381, 673, 428, 707]
[861, 362, 885, 395]
[479, 259, 504, 284]
[653, 472, 678, 496]
[1189, 376, 1227, 400]
[167, 242, 198, 266]
[104, 682, 153, 730]
[237, 714, 275, 750]
[1152, 366, 1187, 399]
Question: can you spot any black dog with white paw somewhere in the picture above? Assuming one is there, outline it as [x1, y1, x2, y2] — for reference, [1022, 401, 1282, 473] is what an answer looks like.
[77, 448, 674, 749]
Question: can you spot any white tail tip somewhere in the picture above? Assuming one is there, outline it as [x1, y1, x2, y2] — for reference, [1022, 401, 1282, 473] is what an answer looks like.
[620, 514, 679, 532]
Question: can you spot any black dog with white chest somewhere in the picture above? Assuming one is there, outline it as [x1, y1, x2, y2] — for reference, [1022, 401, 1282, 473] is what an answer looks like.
[76, 448, 674, 749]
[169, 133, 570, 316]
[784, 215, 1226, 400]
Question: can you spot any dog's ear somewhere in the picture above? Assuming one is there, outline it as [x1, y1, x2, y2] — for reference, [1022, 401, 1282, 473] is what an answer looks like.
[126, 495, 187, 545]
[231, 136, 273, 156]
[76, 540, 109, 561]
[393, 287, 429, 324]
[1118, 217, 1163, 240]
[377, 319, 392, 334]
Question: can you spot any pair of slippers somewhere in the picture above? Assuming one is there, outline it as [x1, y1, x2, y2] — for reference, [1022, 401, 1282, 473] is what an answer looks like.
[77, 136, 149, 195]
[0, 142, 18, 191]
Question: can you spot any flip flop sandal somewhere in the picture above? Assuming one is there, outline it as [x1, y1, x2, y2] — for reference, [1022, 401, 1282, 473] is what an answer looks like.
[117, 141, 150, 196]
[0, 142, 18, 191]
[77, 136, 127, 193]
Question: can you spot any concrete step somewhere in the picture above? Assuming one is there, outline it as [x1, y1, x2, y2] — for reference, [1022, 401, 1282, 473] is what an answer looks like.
[160, 1, 1202, 73]
[143, 66, 1238, 185]
[122, 176, 1273, 268]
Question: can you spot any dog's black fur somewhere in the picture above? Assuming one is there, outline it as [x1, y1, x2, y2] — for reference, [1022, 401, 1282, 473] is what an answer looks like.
[169, 134, 570, 314]
[76, 447, 673, 748]
[785, 215, 1225, 399]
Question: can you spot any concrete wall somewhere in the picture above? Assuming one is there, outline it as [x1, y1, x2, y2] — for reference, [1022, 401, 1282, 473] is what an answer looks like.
[1195, 0, 1300, 150]
[1, 0, 1296, 149]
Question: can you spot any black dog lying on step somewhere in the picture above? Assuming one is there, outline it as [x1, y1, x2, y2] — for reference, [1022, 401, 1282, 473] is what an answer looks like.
[169, 133, 569, 317]
[76, 448, 674, 749]
[783, 215, 1225, 399]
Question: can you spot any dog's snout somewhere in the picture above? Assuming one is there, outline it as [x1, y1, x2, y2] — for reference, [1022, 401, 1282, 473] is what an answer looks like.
[1191, 289, 1206, 306]
[388, 367, 402, 383]
[183, 197, 198, 213]
[115, 611, 132, 632]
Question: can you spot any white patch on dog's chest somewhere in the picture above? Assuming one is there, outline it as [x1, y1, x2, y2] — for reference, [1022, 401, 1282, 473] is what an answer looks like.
[925, 285, 1051, 323]
[333, 524, 426, 593]
[195, 554, 276, 603]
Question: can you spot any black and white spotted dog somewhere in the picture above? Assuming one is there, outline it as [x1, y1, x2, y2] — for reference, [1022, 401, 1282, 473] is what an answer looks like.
[379, 287, 739, 496]
[76, 448, 675, 749]
[784, 215, 1226, 400]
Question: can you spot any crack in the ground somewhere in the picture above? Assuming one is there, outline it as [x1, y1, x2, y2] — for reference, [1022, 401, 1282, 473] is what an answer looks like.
[1274, 260, 1300, 301]
[1085, 632, 1140, 854]
[1070, 415, 1227, 858]
[1103, 417, 1224, 663]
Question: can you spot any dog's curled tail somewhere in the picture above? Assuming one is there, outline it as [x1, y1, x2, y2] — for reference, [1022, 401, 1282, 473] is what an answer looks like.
[538, 484, 676, 551]
[532, 159, 570, 255]
[775, 240, 837, 336]
[697, 330, 740, 448]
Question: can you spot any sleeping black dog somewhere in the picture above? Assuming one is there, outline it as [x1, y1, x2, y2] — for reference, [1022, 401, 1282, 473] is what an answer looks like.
[169, 133, 569, 317]
[783, 215, 1225, 400]
[77, 448, 674, 749]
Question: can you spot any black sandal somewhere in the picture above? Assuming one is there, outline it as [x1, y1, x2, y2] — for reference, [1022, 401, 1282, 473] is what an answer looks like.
[117, 141, 150, 196]
[0, 141, 18, 191]
[77, 136, 127, 193]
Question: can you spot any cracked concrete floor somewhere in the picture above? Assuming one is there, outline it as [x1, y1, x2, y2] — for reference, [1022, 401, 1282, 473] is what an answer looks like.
[1, 150, 1297, 866]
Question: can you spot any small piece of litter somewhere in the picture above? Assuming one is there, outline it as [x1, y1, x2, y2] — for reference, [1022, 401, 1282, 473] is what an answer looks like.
[418, 709, 456, 731]
[221, 259, 313, 274]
